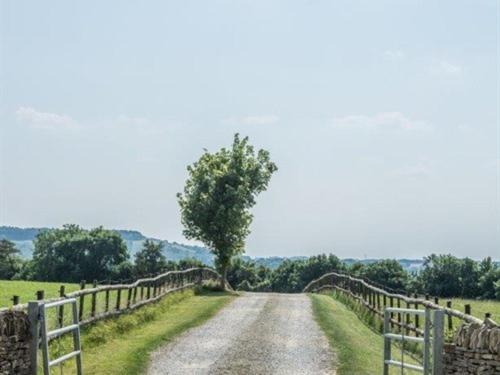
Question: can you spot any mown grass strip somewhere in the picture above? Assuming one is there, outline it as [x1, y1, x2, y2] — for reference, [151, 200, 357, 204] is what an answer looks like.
[50, 288, 235, 375]
[310, 293, 422, 375]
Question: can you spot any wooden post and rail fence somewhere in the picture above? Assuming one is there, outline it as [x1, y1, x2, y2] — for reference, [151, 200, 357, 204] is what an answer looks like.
[303, 271, 496, 337]
[0, 267, 225, 375]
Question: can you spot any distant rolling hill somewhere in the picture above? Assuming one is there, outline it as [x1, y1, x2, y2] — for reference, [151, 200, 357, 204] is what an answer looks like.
[0, 226, 214, 265]
[0, 226, 427, 271]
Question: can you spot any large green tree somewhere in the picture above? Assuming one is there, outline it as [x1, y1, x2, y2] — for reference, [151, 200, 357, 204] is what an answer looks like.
[32, 225, 129, 282]
[361, 259, 408, 291]
[418, 254, 466, 297]
[178, 134, 277, 287]
[134, 240, 166, 277]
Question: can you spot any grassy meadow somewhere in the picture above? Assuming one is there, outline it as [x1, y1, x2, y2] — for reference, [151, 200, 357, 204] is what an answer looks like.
[0, 280, 80, 308]
[448, 298, 499, 322]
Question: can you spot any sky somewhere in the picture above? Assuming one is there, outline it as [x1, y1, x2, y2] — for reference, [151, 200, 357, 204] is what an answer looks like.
[0, 0, 499, 259]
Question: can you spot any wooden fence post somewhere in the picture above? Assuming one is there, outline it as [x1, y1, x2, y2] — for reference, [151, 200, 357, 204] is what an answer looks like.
[36, 290, 44, 300]
[133, 286, 138, 304]
[414, 293, 420, 337]
[405, 293, 411, 335]
[79, 280, 85, 321]
[105, 288, 110, 312]
[58, 285, 65, 327]
[446, 301, 453, 331]
[389, 297, 394, 328]
[397, 298, 401, 327]
[464, 304, 471, 315]
[116, 285, 122, 311]
[91, 280, 97, 318]
[127, 288, 132, 308]
[12, 295, 20, 306]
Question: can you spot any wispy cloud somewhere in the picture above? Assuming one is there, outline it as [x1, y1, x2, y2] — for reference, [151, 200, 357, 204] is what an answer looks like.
[15, 107, 79, 130]
[394, 159, 433, 178]
[331, 112, 432, 133]
[383, 49, 405, 61]
[117, 114, 149, 126]
[430, 60, 463, 76]
[223, 115, 279, 125]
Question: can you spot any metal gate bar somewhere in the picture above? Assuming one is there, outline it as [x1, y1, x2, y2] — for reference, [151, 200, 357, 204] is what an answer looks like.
[40, 298, 83, 375]
[383, 307, 443, 375]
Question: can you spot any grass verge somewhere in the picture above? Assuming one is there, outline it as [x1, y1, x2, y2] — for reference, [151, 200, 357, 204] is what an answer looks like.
[49, 287, 235, 375]
[310, 293, 422, 375]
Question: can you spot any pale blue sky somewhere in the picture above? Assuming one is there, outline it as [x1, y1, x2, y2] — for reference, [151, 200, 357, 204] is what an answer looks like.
[0, 0, 498, 259]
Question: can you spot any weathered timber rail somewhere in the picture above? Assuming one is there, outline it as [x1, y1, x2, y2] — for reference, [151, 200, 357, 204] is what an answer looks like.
[1, 267, 225, 329]
[304, 272, 498, 338]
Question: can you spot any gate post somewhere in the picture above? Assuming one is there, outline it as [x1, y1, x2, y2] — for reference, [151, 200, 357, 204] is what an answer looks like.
[28, 301, 40, 375]
[423, 307, 431, 374]
[432, 310, 444, 375]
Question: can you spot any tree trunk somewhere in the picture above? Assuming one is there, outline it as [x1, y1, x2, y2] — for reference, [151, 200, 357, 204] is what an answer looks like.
[220, 266, 227, 290]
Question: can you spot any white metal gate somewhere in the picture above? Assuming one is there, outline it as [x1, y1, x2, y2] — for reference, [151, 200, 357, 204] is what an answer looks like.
[383, 307, 444, 374]
[28, 299, 83, 375]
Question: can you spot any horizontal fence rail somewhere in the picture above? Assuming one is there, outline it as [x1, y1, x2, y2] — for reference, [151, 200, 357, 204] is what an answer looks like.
[303, 271, 498, 337]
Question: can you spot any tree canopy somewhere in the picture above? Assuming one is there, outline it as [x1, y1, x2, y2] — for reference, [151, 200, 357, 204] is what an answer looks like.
[134, 240, 166, 277]
[31, 225, 129, 282]
[177, 134, 277, 283]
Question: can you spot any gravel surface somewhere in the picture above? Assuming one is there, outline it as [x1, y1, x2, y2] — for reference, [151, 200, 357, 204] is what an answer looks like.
[147, 293, 335, 375]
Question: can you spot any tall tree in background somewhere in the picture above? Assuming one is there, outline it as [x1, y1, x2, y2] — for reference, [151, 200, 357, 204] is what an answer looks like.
[362, 259, 408, 291]
[0, 239, 22, 279]
[134, 240, 166, 277]
[32, 225, 129, 282]
[178, 134, 277, 288]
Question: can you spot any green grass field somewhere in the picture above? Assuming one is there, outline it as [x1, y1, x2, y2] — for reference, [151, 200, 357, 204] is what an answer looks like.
[0, 279, 115, 328]
[448, 298, 499, 322]
[53, 288, 235, 375]
[311, 293, 422, 375]
[0, 280, 80, 307]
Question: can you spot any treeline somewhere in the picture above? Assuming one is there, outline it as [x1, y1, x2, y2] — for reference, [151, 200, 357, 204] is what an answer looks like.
[227, 254, 500, 300]
[1, 225, 499, 300]
[0, 225, 204, 283]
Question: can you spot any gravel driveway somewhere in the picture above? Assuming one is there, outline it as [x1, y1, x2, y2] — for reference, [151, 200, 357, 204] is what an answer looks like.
[147, 292, 335, 375]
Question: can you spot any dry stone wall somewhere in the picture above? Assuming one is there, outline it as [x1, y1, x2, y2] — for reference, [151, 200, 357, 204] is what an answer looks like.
[0, 310, 31, 375]
[444, 319, 500, 374]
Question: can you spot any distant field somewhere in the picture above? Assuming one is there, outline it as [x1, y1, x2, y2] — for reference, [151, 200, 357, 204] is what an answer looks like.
[0, 280, 80, 308]
[415, 297, 499, 322]
[0, 280, 137, 330]
[449, 299, 500, 322]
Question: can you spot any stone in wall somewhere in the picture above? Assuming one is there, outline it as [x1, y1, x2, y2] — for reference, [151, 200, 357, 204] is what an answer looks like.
[0, 310, 31, 375]
[444, 320, 500, 375]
